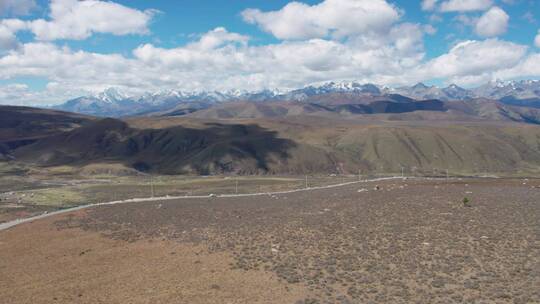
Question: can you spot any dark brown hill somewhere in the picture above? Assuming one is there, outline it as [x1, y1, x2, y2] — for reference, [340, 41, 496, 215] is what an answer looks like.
[13, 118, 296, 175]
[3, 105, 540, 176]
[0, 106, 93, 159]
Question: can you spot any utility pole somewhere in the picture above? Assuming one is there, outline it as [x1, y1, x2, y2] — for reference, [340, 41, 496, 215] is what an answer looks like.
[235, 178, 238, 194]
[305, 175, 308, 189]
[446, 169, 449, 181]
[401, 166, 404, 178]
[358, 169, 362, 182]
[150, 175, 155, 198]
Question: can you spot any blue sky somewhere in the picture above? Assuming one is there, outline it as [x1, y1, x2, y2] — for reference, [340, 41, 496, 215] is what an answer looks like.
[0, 0, 539, 105]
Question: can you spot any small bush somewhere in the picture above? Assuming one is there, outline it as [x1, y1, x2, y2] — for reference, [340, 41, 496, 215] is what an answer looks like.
[463, 197, 471, 207]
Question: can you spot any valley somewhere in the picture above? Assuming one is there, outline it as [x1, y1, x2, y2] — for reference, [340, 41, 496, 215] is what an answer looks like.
[2, 99, 540, 227]
[1, 81, 540, 304]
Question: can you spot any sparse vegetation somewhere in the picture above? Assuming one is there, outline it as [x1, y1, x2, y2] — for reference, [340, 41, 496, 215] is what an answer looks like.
[8, 178, 534, 304]
[463, 197, 471, 207]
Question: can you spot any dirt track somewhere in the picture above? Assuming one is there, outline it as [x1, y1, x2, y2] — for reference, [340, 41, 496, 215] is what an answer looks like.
[1, 178, 539, 304]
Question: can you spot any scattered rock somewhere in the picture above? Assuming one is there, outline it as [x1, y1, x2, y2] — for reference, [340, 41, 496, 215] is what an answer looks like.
[431, 278, 445, 288]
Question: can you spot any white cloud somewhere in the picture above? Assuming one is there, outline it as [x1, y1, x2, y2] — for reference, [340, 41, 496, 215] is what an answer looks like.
[522, 12, 536, 24]
[424, 25, 438, 35]
[0, 25, 424, 104]
[189, 27, 249, 50]
[0, 82, 86, 106]
[535, 30, 540, 48]
[439, 0, 493, 12]
[0, 0, 36, 16]
[422, 0, 439, 11]
[26, 0, 156, 41]
[0, 83, 29, 101]
[134, 25, 428, 88]
[0, 42, 140, 95]
[419, 39, 527, 82]
[454, 14, 477, 27]
[2, 26, 537, 106]
[1, 19, 26, 31]
[241, 0, 400, 40]
[0, 19, 26, 51]
[0, 25, 18, 51]
[475, 7, 509, 37]
[429, 14, 443, 23]
[493, 53, 540, 81]
[0, 0, 538, 106]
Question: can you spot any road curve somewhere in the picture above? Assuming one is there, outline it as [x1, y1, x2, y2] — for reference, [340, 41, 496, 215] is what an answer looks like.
[0, 177, 404, 232]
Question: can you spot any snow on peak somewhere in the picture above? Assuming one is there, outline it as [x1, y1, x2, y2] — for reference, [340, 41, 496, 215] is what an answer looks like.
[94, 87, 130, 103]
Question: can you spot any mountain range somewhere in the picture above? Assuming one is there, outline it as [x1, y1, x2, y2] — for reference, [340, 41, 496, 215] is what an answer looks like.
[53, 80, 540, 117]
[3, 103, 540, 176]
[2, 79, 540, 176]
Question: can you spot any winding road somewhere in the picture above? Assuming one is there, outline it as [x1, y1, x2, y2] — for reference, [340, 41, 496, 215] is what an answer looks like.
[0, 177, 404, 232]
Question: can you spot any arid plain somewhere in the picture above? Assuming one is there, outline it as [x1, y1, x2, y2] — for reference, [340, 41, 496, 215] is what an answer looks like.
[1, 178, 538, 304]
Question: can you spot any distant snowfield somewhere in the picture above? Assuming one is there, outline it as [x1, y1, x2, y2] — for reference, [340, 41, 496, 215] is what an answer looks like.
[0, 177, 404, 232]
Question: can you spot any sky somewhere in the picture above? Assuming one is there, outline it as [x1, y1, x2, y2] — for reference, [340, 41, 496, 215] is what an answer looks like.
[0, 0, 539, 105]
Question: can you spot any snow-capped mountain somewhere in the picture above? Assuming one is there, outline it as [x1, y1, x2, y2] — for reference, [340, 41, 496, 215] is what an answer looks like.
[53, 80, 540, 117]
[54, 89, 240, 117]
[56, 88, 140, 117]
[472, 80, 540, 100]
[390, 83, 475, 101]
[95, 88, 130, 103]
[285, 82, 381, 101]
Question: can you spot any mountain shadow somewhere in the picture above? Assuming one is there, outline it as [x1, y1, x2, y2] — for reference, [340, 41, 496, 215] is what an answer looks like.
[13, 118, 296, 175]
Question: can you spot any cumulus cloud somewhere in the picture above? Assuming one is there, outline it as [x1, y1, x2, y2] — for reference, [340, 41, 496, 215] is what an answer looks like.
[492, 53, 540, 81]
[0, 82, 86, 105]
[454, 14, 477, 27]
[241, 0, 400, 40]
[0, 0, 36, 16]
[25, 0, 156, 41]
[1, 26, 536, 106]
[0, 24, 424, 103]
[475, 7, 509, 37]
[535, 30, 540, 48]
[419, 39, 526, 82]
[0, 25, 18, 51]
[421, 0, 439, 11]
[0, 1, 539, 105]
[0, 19, 26, 51]
[189, 27, 249, 50]
[0, 42, 146, 101]
[439, 0, 493, 12]
[424, 24, 438, 35]
[0, 83, 29, 102]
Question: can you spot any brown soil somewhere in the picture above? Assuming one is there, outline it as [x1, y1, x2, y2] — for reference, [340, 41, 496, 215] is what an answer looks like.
[1, 178, 539, 304]
[0, 212, 307, 304]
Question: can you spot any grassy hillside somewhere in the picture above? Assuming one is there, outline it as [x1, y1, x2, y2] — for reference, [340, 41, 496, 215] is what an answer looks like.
[10, 115, 540, 176]
[2, 105, 540, 176]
